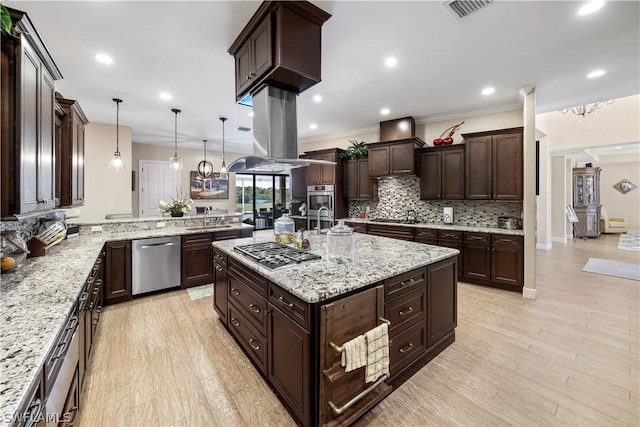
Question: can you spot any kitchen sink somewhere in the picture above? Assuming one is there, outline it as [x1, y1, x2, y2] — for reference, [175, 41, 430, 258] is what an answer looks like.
[185, 224, 232, 231]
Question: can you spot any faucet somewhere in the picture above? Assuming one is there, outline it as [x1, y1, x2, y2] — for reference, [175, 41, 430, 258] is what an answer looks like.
[316, 206, 334, 234]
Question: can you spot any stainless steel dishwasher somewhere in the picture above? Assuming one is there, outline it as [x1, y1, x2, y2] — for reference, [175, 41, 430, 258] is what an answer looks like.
[132, 236, 181, 295]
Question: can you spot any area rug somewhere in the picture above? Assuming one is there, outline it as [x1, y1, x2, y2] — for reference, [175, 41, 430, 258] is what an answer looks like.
[186, 283, 213, 300]
[582, 258, 640, 281]
[618, 231, 640, 252]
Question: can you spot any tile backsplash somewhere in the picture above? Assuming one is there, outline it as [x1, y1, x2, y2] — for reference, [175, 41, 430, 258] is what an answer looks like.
[347, 176, 523, 227]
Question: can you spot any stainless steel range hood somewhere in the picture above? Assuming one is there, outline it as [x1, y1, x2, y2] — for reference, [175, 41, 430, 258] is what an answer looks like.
[227, 86, 335, 174]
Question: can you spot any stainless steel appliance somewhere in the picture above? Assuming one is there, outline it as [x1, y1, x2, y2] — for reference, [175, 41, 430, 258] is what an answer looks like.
[235, 242, 321, 269]
[132, 236, 181, 295]
[307, 185, 335, 232]
[497, 216, 521, 230]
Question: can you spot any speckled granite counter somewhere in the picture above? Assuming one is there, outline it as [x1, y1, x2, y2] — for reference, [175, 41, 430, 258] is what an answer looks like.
[212, 232, 459, 303]
[339, 218, 524, 236]
[0, 222, 252, 424]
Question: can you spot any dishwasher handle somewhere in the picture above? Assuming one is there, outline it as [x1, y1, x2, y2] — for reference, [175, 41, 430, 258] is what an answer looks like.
[139, 242, 175, 249]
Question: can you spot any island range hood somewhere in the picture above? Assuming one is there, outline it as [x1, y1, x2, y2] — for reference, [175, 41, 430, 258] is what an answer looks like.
[227, 86, 335, 174]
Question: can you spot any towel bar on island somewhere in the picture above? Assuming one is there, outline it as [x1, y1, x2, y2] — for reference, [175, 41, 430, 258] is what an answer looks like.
[328, 317, 390, 354]
[328, 373, 389, 415]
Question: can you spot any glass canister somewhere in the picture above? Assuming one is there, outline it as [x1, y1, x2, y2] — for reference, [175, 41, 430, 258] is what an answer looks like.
[326, 221, 354, 264]
[274, 214, 295, 244]
[1, 231, 29, 273]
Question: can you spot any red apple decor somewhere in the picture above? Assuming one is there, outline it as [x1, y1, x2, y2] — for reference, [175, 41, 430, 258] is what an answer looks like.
[433, 121, 465, 146]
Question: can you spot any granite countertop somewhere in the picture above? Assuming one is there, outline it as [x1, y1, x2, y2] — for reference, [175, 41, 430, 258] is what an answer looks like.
[0, 222, 252, 423]
[339, 218, 525, 236]
[212, 232, 459, 304]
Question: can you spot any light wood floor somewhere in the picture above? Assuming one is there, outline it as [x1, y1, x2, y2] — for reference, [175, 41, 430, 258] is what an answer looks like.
[77, 234, 640, 427]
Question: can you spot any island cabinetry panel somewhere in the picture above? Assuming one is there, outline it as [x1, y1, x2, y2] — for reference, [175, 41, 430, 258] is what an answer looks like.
[367, 139, 423, 177]
[229, 274, 268, 335]
[343, 158, 377, 200]
[181, 233, 213, 289]
[229, 303, 268, 374]
[228, 257, 268, 297]
[388, 320, 427, 376]
[268, 284, 311, 330]
[104, 241, 132, 305]
[464, 128, 523, 200]
[419, 145, 465, 200]
[14, 372, 45, 427]
[367, 223, 414, 241]
[385, 287, 426, 336]
[56, 97, 88, 207]
[213, 249, 228, 325]
[383, 267, 425, 301]
[427, 257, 457, 346]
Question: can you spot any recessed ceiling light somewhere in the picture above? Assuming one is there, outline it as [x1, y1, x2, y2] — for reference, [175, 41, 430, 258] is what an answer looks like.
[380, 108, 390, 115]
[248, 111, 254, 117]
[95, 53, 113, 65]
[159, 92, 172, 100]
[481, 87, 495, 95]
[587, 69, 606, 78]
[578, 1, 604, 15]
[309, 123, 318, 130]
[385, 57, 397, 68]
[313, 95, 322, 102]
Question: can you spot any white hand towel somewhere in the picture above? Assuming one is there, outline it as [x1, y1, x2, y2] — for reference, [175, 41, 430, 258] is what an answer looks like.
[365, 323, 390, 383]
[341, 334, 366, 372]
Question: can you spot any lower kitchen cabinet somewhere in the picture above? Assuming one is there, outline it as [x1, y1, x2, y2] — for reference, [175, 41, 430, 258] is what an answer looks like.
[462, 232, 491, 280]
[213, 249, 228, 326]
[181, 233, 214, 289]
[463, 232, 523, 291]
[60, 366, 80, 427]
[427, 257, 457, 346]
[367, 223, 414, 241]
[14, 372, 45, 427]
[104, 241, 132, 305]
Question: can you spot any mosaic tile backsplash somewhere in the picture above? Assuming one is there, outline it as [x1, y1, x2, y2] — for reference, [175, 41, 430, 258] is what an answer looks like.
[347, 176, 523, 228]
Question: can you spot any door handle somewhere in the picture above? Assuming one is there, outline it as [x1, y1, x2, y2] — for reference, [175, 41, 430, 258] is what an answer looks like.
[139, 242, 175, 249]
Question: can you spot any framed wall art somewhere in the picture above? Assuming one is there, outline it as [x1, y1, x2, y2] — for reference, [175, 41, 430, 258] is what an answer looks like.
[190, 171, 229, 199]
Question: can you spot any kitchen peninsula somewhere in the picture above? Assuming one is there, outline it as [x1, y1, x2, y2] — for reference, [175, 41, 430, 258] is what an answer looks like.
[212, 232, 458, 426]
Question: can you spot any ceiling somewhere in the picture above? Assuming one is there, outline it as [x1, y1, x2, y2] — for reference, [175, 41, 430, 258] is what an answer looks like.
[5, 1, 639, 155]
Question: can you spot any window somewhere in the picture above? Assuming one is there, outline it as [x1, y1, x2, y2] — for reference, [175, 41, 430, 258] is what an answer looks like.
[235, 174, 290, 230]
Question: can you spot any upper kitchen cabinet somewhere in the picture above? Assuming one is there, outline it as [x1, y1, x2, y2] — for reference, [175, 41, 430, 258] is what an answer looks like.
[56, 97, 88, 208]
[343, 158, 378, 200]
[291, 166, 307, 200]
[305, 149, 341, 186]
[228, 1, 331, 102]
[464, 127, 523, 200]
[367, 139, 424, 177]
[1, 7, 63, 217]
[419, 145, 465, 200]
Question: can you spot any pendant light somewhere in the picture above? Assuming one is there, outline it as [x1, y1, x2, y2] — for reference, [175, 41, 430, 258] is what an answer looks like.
[197, 139, 213, 178]
[219, 117, 228, 180]
[108, 98, 126, 171]
[169, 108, 183, 170]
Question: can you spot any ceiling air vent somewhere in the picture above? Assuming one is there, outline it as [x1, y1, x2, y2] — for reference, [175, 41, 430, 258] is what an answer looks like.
[236, 126, 252, 132]
[444, 0, 494, 20]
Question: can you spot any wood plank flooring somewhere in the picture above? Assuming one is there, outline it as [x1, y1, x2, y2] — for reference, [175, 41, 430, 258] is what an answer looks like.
[77, 234, 639, 426]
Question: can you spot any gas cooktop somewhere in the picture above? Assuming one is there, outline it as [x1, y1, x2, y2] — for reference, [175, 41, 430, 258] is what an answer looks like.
[234, 242, 321, 269]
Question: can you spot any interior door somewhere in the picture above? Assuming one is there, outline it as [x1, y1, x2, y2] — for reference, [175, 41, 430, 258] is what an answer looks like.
[138, 160, 180, 217]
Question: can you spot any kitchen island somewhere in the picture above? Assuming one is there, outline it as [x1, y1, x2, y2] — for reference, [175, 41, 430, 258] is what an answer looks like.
[212, 232, 458, 426]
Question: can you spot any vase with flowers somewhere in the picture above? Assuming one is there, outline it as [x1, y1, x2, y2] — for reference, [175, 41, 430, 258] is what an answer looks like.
[158, 193, 192, 217]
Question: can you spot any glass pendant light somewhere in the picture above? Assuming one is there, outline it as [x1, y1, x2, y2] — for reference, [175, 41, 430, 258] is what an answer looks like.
[219, 117, 228, 180]
[169, 108, 183, 170]
[197, 139, 213, 178]
[108, 98, 126, 171]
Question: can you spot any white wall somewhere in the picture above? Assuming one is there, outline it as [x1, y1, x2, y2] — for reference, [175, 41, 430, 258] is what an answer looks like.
[522, 89, 537, 299]
[536, 137, 552, 249]
[550, 156, 568, 242]
[598, 161, 640, 230]
[78, 123, 132, 221]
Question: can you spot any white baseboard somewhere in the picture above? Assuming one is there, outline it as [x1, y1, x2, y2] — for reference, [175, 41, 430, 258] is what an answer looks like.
[522, 287, 537, 299]
[551, 236, 567, 244]
[536, 242, 552, 250]
[566, 233, 574, 240]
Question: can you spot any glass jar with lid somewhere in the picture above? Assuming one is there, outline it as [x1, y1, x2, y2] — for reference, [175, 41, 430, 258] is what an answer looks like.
[1, 231, 29, 273]
[274, 214, 295, 244]
[326, 221, 354, 263]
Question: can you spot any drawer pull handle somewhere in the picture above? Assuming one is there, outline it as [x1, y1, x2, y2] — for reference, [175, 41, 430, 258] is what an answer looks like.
[231, 318, 240, 328]
[25, 398, 42, 427]
[231, 288, 240, 296]
[399, 278, 415, 287]
[215, 265, 223, 272]
[249, 339, 260, 351]
[51, 341, 68, 361]
[278, 296, 294, 310]
[399, 307, 414, 316]
[66, 316, 78, 331]
[67, 405, 79, 427]
[249, 304, 261, 313]
[399, 342, 414, 354]
[79, 291, 89, 303]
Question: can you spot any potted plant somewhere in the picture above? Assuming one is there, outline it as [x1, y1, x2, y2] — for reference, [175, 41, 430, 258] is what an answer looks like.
[340, 140, 368, 160]
[158, 193, 193, 217]
[1, 5, 12, 35]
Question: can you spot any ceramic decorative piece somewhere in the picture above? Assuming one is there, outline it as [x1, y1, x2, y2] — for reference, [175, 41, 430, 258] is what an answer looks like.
[613, 179, 637, 194]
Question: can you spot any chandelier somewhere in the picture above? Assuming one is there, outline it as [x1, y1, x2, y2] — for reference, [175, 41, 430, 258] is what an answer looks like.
[561, 99, 614, 122]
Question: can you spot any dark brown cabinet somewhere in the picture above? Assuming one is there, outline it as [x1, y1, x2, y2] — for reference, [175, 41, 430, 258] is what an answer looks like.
[343, 158, 377, 200]
[462, 232, 491, 280]
[426, 257, 457, 346]
[367, 140, 423, 177]
[181, 233, 214, 289]
[463, 232, 523, 291]
[61, 366, 80, 427]
[229, 2, 331, 101]
[293, 217, 307, 231]
[291, 167, 308, 200]
[56, 97, 88, 208]
[419, 146, 465, 200]
[213, 249, 228, 326]
[15, 369, 44, 427]
[367, 223, 414, 241]
[80, 251, 104, 390]
[306, 150, 337, 185]
[436, 230, 463, 277]
[572, 167, 601, 238]
[104, 241, 132, 305]
[464, 128, 523, 200]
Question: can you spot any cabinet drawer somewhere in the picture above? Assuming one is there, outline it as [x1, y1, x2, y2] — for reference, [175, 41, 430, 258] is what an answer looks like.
[389, 319, 427, 376]
[182, 232, 212, 246]
[228, 275, 268, 334]
[268, 285, 311, 330]
[229, 303, 267, 375]
[213, 229, 241, 241]
[345, 222, 367, 233]
[464, 232, 490, 243]
[384, 267, 425, 300]
[492, 234, 523, 246]
[385, 287, 426, 336]
[438, 230, 462, 241]
[368, 224, 414, 241]
[415, 228, 437, 240]
[228, 257, 268, 296]
[213, 248, 227, 268]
